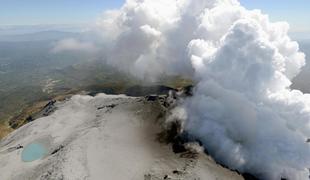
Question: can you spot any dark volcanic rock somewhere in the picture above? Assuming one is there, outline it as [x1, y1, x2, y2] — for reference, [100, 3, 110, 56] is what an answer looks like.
[183, 85, 194, 96]
[145, 95, 158, 101]
[42, 100, 57, 116]
[242, 173, 260, 180]
[51, 145, 64, 155]
[26, 116, 34, 123]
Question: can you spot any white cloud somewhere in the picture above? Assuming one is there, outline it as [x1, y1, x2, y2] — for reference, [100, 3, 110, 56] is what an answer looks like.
[51, 38, 98, 53]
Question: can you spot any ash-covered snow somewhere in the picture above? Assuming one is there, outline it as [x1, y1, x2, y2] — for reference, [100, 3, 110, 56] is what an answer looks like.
[0, 94, 242, 180]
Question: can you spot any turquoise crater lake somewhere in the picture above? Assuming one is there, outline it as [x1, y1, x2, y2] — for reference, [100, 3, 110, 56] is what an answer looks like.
[21, 143, 47, 162]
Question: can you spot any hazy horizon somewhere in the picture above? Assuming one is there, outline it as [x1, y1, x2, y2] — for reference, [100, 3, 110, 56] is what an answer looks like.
[0, 0, 309, 38]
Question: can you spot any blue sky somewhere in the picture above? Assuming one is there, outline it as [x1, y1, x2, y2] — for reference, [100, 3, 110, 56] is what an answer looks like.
[0, 0, 309, 33]
[240, 0, 310, 33]
[0, 0, 124, 25]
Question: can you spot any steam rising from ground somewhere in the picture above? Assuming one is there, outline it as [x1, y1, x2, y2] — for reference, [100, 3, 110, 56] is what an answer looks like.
[94, 0, 310, 179]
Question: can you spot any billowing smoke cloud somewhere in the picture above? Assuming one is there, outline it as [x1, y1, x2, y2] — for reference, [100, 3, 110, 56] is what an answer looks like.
[95, 0, 310, 179]
[184, 16, 310, 179]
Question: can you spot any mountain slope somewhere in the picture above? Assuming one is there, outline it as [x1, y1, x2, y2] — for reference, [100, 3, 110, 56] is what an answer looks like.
[0, 94, 243, 180]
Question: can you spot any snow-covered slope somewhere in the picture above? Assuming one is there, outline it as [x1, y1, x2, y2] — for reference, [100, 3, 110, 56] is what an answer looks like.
[0, 94, 242, 180]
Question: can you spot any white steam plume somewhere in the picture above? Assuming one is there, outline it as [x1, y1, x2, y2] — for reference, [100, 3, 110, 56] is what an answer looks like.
[97, 0, 310, 179]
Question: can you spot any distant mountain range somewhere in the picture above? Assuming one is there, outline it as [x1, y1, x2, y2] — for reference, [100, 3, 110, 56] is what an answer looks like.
[0, 30, 80, 42]
[291, 39, 310, 92]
